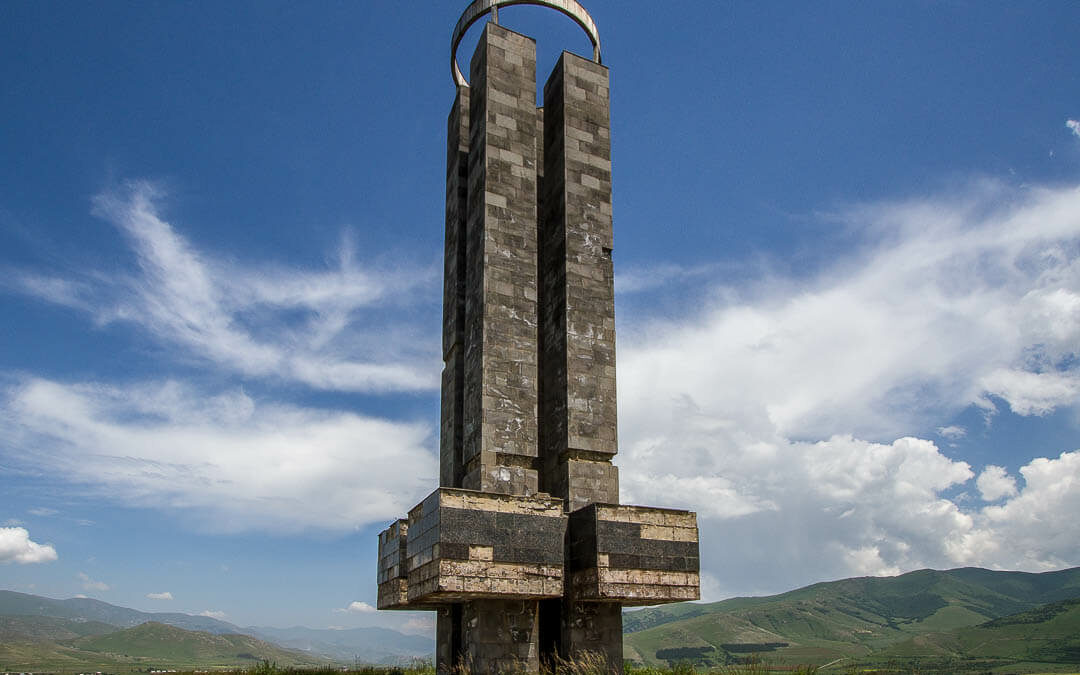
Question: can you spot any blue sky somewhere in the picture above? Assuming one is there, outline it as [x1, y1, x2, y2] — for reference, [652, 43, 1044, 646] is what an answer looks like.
[2, 1, 1079, 634]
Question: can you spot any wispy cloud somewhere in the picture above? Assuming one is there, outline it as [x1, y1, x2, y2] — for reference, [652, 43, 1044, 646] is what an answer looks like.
[77, 571, 109, 591]
[335, 601, 376, 614]
[937, 425, 967, 440]
[0, 527, 58, 564]
[27, 507, 58, 517]
[7, 181, 438, 393]
[617, 179, 1080, 594]
[146, 591, 173, 600]
[615, 262, 723, 294]
[199, 610, 226, 620]
[1068, 119, 1080, 139]
[0, 377, 436, 532]
[398, 615, 435, 635]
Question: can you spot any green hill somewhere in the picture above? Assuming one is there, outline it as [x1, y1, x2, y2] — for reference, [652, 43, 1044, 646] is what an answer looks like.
[0, 615, 117, 642]
[878, 598, 1080, 665]
[0, 620, 327, 673]
[623, 566, 1080, 668]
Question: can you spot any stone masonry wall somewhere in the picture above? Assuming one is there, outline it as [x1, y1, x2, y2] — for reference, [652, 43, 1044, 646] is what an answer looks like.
[539, 52, 619, 513]
[406, 489, 565, 604]
[462, 24, 541, 496]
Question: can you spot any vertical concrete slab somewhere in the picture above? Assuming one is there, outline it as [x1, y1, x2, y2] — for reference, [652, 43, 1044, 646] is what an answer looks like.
[462, 24, 542, 496]
[539, 52, 619, 513]
[539, 51, 623, 669]
[441, 87, 470, 489]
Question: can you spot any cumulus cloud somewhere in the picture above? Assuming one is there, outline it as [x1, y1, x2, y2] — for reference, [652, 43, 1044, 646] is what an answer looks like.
[977, 451, 1080, 570]
[6, 181, 438, 394]
[146, 591, 173, 600]
[1069, 119, 1080, 138]
[77, 572, 109, 591]
[336, 601, 376, 614]
[0, 376, 437, 532]
[977, 465, 1018, 501]
[617, 180, 1080, 594]
[0, 527, 58, 564]
[199, 610, 226, 619]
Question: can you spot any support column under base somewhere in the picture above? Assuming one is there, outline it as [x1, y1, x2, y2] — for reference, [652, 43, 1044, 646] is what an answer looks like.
[562, 601, 622, 674]
[438, 599, 542, 675]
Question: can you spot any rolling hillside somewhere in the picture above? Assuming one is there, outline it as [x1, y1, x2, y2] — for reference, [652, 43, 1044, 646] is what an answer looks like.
[0, 620, 326, 673]
[879, 598, 1080, 664]
[623, 566, 1080, 668]
[0, 591, 435, 666]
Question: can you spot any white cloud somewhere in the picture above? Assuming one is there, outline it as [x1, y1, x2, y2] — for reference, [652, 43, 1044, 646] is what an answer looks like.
[73, 594, 88, 599]
[977, 465, 1018, 501]
[28, 507, 58, 517]
[336, 601, 376, 614]
[199, 610, 226, 620]
[146, 591, 173, 600]
[77, 572, 109, 591]
[617, 180, 1080, 594]
[0, 376, 436, 532]
[8, 181, 438, 394]
[1068, 119, 1080, 139]
[937, 425, 966, 440]
[0, 527, 58, 564]
[979, 369, 1080, 416]
[974, 451, 1080, 570]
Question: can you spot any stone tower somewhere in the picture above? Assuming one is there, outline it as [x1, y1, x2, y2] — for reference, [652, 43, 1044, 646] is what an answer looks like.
[376, 2, 700, 672]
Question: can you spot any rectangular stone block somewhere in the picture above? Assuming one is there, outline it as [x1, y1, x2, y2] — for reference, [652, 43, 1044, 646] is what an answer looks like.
[377, 519, 410, 610]
[567, 503, 700, 605]
[405, 488, 566, 604]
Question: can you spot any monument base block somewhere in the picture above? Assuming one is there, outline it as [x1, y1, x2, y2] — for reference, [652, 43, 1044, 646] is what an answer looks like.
[568, 504, 700, 605]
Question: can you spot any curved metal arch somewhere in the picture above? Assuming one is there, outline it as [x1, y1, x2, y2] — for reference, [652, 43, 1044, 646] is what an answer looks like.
[451, 0, 601, 87]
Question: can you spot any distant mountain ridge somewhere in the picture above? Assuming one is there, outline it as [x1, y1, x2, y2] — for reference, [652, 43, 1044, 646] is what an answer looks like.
[0, 590, 434, 665]
[623, 565, 1080, 669]
[0, 590, 242, 634]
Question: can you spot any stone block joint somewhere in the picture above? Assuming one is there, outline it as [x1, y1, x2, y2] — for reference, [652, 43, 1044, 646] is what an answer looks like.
[376, 7, 700, 674]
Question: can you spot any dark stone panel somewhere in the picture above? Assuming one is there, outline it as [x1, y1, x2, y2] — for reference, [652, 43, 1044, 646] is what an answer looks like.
[440, 542, 470, 560]
[607, 552, 640, 569]
[494, 544, 563, 566]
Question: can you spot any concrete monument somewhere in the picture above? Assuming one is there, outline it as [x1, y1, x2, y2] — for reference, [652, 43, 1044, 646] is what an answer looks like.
[377, 2, 700, 672]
